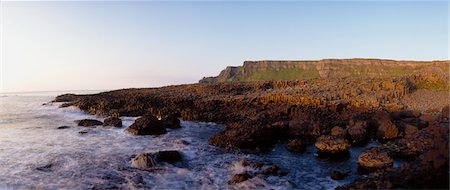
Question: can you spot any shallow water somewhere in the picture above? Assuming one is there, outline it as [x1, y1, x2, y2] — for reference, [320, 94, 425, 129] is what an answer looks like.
[0, 94, 372, 189]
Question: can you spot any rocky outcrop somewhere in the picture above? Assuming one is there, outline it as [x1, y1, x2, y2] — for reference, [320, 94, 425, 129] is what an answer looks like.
[200, 59, 450, 83]
[125, 114, 167, 135]
[76, 119, 103, 127]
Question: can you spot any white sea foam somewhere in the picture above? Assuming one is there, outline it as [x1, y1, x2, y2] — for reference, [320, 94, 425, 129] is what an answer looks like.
[0, 95, 364, 189]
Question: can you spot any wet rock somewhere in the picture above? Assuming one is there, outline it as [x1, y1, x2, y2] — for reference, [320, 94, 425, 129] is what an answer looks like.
[77, 119, 103, 127]
[286, 139, 306, 153]
[36, 163, 53, 172]
[78, 130, 89, 134]
[154, 150, 182, 164]
[125, 114, 167, 135]
[208, 122, 282, 150]
[131, 153, 156, 169]
[330, 126, 345, 138]
[103, 117, 122, 128]
[288, 119, 321, 143]
[330, 169, 349, 180]
[56, 126, 70, 129]
[161, 114, 181, 129]
[228, 173, 252, 184]
[374, 113, 398, 140]
[315, 135, 350, 155]
[346, 120, 368, 144]
[357, 148, 393, 171]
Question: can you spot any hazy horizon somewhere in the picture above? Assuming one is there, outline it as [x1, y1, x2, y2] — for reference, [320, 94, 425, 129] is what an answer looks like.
[1, 1, 448, 93]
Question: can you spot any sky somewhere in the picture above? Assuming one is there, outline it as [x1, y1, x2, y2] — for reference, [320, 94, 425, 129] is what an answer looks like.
[0, 1, 448, 93]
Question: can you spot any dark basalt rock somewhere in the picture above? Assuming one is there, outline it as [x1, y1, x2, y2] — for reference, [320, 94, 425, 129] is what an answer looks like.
[161, 114, 181, 129]
[286, 139, 306, 153]
[154, 150, 182, 164]
[125, 114, 167, 135]
[330, 169, 349, 180]
[56, 126, 70, 129]
[103, 117, 122, 128]
[77, 119, 103, 127]
[36, 164, 53, 172]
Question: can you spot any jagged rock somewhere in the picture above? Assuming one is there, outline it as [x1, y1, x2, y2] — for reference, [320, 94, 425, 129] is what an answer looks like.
[357, 148, 393, 171]
[77, 119, 103, 127]
[126, 114, 167, 135]
[131, 153, 156, 169]
[286, 139, 306, 153]
[315, 135, 350, 155]
[103, 117, 122, 128]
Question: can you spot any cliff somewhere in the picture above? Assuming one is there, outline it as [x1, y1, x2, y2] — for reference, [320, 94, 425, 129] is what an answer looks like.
[200, 58, 450, 83]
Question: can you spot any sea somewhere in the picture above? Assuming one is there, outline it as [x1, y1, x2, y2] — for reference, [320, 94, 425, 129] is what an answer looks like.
[0, 91, 370, 189]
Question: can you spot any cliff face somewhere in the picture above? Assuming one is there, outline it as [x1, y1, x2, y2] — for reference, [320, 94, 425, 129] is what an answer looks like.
[200, 59, 450, 83]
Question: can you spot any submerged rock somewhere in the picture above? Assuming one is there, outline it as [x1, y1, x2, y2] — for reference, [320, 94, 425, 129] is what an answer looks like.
[286, 139, 306, 153]
[56, 126, 70, 129]
[330, 169, 349, 180]
[126, 114, 167, 135]
[77, 119, 103, 127]
[36, 163, 53, 172]
[103, 117, 122, 128]
[315, 135, 350, 155]
[357, 148, 393, 171]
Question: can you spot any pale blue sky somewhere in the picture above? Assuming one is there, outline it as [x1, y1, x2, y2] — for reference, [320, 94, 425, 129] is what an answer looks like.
[1, 1, 448, 93]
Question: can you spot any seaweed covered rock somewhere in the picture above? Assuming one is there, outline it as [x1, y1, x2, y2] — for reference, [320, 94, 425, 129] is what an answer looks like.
[126, 114, 167, 135]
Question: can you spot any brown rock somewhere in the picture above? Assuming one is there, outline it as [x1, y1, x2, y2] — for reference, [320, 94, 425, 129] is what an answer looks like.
[331, 126, 345, 138]
[347, 120, 368, 144]
[125, 114, 167, 135]
[286, 139, 306, 153]
[358, 148, 393, 171]
[161, 114, 181, 129]
[404, 124, 418, 135]
[103, 117, 122, 128]
[154, 150, 182, 164]
[77, 119, 103, 127]
[330, 169, 349, 180]
[315, 135, 350, 154]
[374, 113, 398, 140]
[131, 153, 156, 169]
[228, 173, 252, 184]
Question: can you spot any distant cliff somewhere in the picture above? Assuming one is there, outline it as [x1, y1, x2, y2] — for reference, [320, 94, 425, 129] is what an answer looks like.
[200, 58, 450, 83]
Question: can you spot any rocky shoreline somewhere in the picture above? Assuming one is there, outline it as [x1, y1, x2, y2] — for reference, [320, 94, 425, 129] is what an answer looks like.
[53, 70, 449, 189]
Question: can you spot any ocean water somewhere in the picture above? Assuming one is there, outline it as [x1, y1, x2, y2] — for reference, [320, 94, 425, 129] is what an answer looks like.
[0, 93, 369, 189]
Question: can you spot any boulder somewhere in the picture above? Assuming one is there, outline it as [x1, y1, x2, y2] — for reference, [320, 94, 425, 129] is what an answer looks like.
[154, 150, 182, 164]
[77, 119, 103, 127]
[331, 126, 345, 138]
[288, 119, 321, 143]
[315, 135, 350, 155]
[286, 139, 306, 153]
[374, 113, 398, 140]
[161, 114, 181, 129]
[126, 114, 167, 135]
[357, 148, 393, 171]
[347, 120, 368, 144]
[131, 153, 156, 169]
[103, 117, 122, 128]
